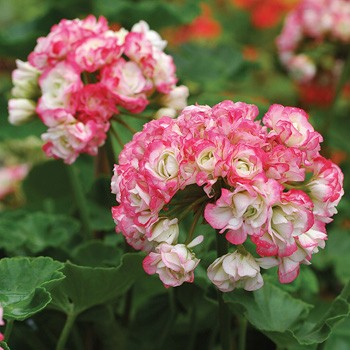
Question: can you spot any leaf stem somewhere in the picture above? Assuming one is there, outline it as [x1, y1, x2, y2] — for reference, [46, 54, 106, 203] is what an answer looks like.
[4, 319, 14, 342]
[238, 316, 247, 350]
[56, 312, 77, 350]
[216, 232, 232, 350]
[158, 288, 176, 349]
[66, 164, 94, 240]
[185, 205, 204, 245]
[177, 195, 208, 222]
[186, 303, 197, 350]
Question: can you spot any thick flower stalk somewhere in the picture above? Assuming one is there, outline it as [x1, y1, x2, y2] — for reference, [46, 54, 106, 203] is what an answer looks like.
[111, 100, 343, 290]
[277, 0, 350, 103]
[8, 16, 189, 164]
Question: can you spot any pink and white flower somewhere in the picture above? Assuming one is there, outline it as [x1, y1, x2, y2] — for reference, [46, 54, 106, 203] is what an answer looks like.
[11, 60, 41, 99]
[112, 99, 343, 289]
[207, 250, 264, 292]
[0, 164, 29, 200]
[143, 238, 202, 288]
[10, 16, 188, 163]
[305, 157, 344, 220]
[147, 218, 179, 245]
[277, 0, 350, 86]
[8, 98, 36, 125]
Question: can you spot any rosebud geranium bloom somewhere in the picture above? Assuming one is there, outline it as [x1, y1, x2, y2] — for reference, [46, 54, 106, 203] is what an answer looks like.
[111, 100, 343, 289]
[0, 164, 29, 200]
[277, 0, 350, 104]
[8, 15, 189, 164]
[207, 250, 263, 292]
[142, 237, 202, 287]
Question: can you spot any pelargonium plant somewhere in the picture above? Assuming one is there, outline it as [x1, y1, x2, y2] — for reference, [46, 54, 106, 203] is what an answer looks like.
[277, 0, 350, 104]
[111, 100, 344, 291]
[8, 15, 189, 164]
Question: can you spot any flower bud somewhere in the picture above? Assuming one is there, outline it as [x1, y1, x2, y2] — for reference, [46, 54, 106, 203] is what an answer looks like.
[207, 250, 264, 292]
[161, 85, 189, 111]
[11, 60, 40, 99]
[148, 218, 179, 244]
[143, 241, 201, 287]
[8, 98, 36, 125]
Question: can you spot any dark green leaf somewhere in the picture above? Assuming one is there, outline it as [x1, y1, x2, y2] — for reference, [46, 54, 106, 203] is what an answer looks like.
[72, 240, 122, 267]
[93, 0, 201, 29]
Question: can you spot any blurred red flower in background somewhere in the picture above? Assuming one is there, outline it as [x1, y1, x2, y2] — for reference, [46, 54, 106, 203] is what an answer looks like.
[233, 0, 300, 28]
[162, 3, 222, 46]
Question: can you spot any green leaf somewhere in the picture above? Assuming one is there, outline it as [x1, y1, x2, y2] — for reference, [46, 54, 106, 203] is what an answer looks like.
[21, 212, 79, 254]
[22, 161, 73, 213]
[0, 210, 28, 253]
[126, 292, 171, 350]
[224, 281, 312, 333]
[0, 257, 65, 320]
[0, 341, 10, 350]
[50, 252, 145, 316]
[324, 228, 350, 283]
[172, 44, 244, 94]
[87, 177, 116, 231]
[0, 211, 79, 254]
[324, 316, 350, 350]
[72, 240, 122, 267]
[93, 0, 201, 29]
[292, 281, 350, 345]
[224, 280, 350, 347]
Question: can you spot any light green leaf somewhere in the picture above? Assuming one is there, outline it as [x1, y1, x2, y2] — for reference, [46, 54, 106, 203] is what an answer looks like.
[0, 257, 65, 320]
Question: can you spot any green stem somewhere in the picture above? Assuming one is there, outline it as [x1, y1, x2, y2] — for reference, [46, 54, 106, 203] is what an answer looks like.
[177, 195, 208, 222]
[216, 233, 232, 350]
[158, 288, 176, 349]
[185, 206, 204, 245]
[122, 286, 133, 327]
[66, 164, 94, 240]
[186, 303, 197, 350]
[121, 112, 152, 120]
[56, 313, 77, 350]
[110, 123, 125, 150]
[238, 317, 247, 350]
[113, 117, 138, 134]
[101, 134, 117, 174]
[4, 319, 14, 342]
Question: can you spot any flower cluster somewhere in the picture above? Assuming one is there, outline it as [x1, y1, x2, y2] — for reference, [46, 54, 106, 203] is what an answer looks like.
[111, 100, 344, 290]
[8, 16, 188, 164]
[277, 0, 350, 86]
